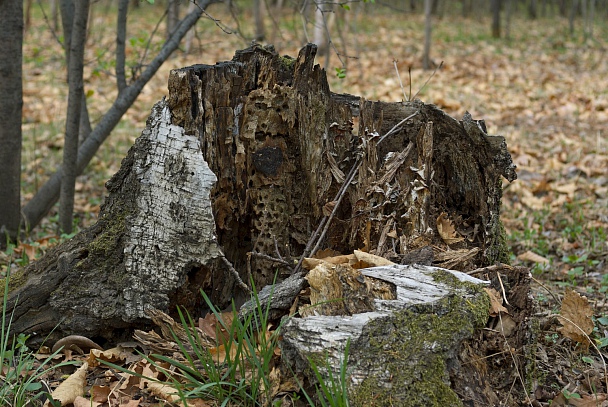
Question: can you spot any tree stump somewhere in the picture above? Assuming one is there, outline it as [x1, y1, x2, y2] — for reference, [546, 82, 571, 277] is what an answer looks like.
[6, 44, 530, 405]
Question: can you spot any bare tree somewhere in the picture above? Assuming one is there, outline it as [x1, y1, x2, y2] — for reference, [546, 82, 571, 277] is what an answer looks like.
[423, 0, 432, 69]
[491, 0, 501, 38]
[529, 0, 538, 19]
[167, 0, 181, 41]
[0, 0, 23, 247]
[570, 0, 578, 35]
[22, 0, 221, 231]
[59, 0, 90, 234]
[253, 0, 266, 41]
[116, 0, 129, 93]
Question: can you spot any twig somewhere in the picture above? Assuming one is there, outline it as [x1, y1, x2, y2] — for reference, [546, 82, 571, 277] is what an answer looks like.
[412, 60, 444, 101]
[377, 111, 419, 145]
[293, 111, 419, 275]
[529, 275, 561, 305]
[394, 59, 407, 102]
[408, 66, 412, 102]
[496, 272, 511, 306]
[273, 237, 285, 262]
[498, 313, 534, 407]
[466, 263, 512, 276]
[220, 253, 251, 294]
[554, 314, 608, 392]
[250, 251, 293, 271]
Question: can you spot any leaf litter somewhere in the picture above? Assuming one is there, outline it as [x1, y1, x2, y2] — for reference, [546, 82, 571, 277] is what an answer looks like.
[6, 3, 608, 406]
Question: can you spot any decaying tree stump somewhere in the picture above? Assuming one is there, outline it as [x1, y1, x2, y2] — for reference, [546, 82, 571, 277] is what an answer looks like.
[6, 44, 530, 405]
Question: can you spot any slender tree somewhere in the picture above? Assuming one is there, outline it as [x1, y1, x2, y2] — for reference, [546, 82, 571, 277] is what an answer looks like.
[0, 0, 23, 247]
[491, 0, 501, 38]
[60, 0, 90, 234]
[423, 0, 432, 69]
[23, 0, 221, 230]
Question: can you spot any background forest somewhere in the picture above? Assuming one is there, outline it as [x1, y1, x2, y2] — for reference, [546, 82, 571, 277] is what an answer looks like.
[0, 0, 607, 406]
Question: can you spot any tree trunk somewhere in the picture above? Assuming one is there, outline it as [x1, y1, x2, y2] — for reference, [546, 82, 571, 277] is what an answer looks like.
[423, 0, 432, 69]
[22, 0, 219, 231]
[0, 0, 23, 247]
[491, 0, 501, 38]
[60, 0, 90, 234]
[8, 43, 528, 404]
[253, 0, 265, 41]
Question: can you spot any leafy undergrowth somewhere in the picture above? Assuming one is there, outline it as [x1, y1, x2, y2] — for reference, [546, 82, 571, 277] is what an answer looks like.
[2, 2, 607, 406]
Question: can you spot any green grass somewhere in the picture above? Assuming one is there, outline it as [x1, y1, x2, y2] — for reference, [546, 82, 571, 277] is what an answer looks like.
[99, 283, 351, 406]
[0, 264, 76, 407]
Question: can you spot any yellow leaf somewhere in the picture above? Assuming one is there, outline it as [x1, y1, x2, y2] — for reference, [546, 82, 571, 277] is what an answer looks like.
[484, 288, 508, 317]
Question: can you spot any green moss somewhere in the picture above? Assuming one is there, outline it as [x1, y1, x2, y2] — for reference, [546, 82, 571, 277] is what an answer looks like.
[487, 219, 510, 265]
[349, 286, 490, 406]
[0, 268, 27, 292]
[279, 55, 296, 70]
[88, 209, 128, 256]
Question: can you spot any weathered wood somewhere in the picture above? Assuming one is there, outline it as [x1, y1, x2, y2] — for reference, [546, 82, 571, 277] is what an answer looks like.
[280, 264, 491, 407]
[7, 42, 522, 376]
[7, 101, 230, 343]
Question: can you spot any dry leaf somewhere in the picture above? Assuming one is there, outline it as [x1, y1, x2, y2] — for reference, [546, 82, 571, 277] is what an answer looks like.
[517, 250, 550, 264]
[353, 250, 395, 266]
[484, 287, 508, 317]
[436, 212, 464, 244]
[73, 396, 102, 407]
[557, 289, 594, 347]
[87, 347, 127, 367]
[90, 385, 111, 403]
[45, 362, 88, 406]
[147, 381, 182, 404]
[568, 393, 607, 407]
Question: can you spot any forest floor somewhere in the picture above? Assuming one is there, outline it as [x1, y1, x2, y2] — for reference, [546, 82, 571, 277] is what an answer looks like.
[3, 2, 608, 406]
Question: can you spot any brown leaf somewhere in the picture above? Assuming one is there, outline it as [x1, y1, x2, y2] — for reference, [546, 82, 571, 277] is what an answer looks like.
[557, 289, 594, 347]
[436, 212, 464, 244]
[353, 250, 395, 266]
[568, 393, 607, 407]
[45, 362, 88, 406]
[484, 288, 508, 317]
[517, 250, 550, 264]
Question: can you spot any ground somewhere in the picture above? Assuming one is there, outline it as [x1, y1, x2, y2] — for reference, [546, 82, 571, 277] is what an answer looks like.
[2, 2, 607, 406]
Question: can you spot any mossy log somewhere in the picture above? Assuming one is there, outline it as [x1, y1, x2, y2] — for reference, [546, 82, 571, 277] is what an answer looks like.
[5, 44, 530, 404]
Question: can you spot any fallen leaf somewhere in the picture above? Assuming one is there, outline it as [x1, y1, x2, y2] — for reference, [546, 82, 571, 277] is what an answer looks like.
[45, 362, 88, 406]
[517, 250, 550, 264]
[568, 393, 607, 407]
[557, 289, 594, 347]
[484, 287, 508, 316]
[353, 250, 395, 266]
[436, 212, 464, 244]
[73, 396, 102, 407]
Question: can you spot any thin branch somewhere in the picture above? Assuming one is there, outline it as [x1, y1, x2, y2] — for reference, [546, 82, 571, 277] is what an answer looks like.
[412, 60, 443, 101]
[394, 59, 407, 102]
[220, 253, 251, 294]
[293, 110, 419, 275]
